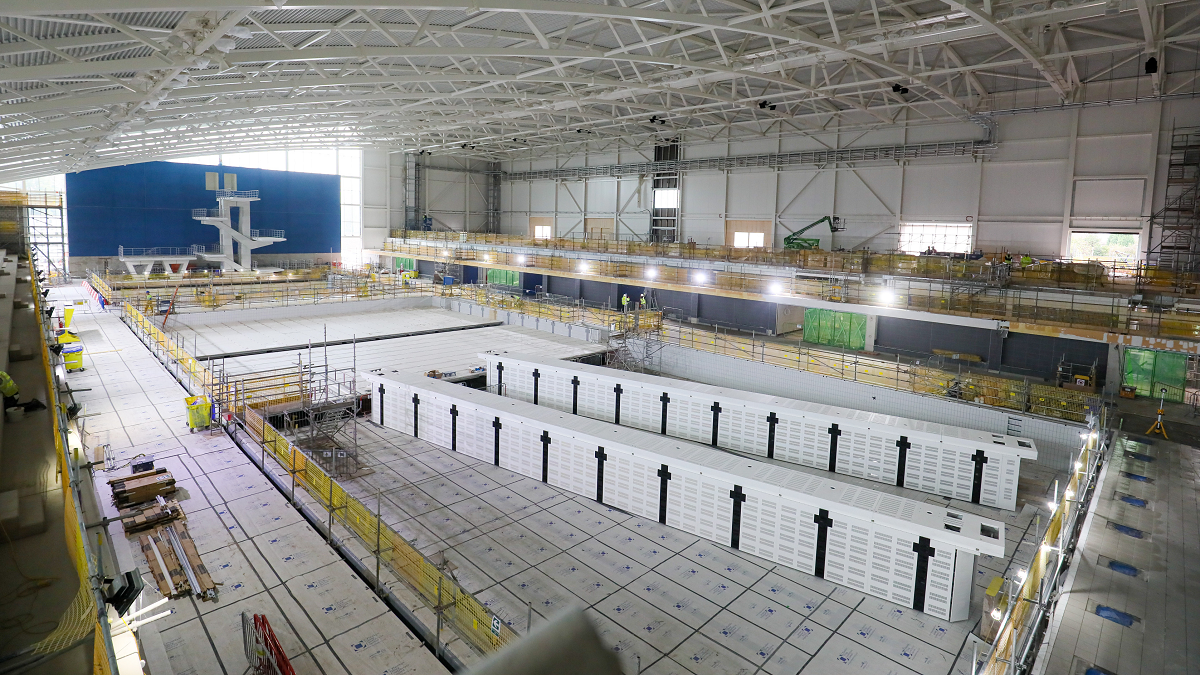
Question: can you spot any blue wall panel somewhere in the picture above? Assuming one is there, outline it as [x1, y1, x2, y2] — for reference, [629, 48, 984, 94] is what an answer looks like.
[66, 161, 340, 256]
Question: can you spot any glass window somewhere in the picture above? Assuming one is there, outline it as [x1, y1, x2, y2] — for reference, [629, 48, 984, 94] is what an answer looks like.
[898, 222, 973, 254]
[653, 188, 679, 209]
[341, 237, 362, 268]
[534, 225, 552, 239]
[222, 151, 286, 171]
[733, 232, 764, 248]
[288, 149, 338, 175]
[1069, 232, 1140, 263]
[166, 155, 221, 166]
[341, 204, 361, 237]
[337, 148, 362, 177]
[340, 176, 361, 206]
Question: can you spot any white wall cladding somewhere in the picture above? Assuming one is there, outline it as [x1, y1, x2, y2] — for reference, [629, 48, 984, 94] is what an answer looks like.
[484, 353, 1035, 511]
[363, 370, 1001, 621]
[488, 98, 1200, 256]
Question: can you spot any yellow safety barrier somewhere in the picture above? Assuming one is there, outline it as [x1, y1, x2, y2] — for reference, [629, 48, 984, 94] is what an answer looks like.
[121, 302, 520, 657]
[979, 432, 1097, 675]
[33, 260, 117, 673]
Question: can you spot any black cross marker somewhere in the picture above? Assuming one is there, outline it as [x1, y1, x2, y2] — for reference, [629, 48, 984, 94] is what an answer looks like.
[613, 384, 623, 424]
[710, 402, 723, 446]
[450, 405, 458, 452]
[532, 369, 541, 405]
[729, 485, 747, 549]
[813, 509, 834, 578]
[970, 450, 989, 504]
[377, 384, 385, 426]
[540, 430, 552, 482]
[912, 537, 936, 612]
[571, 376, 580, 414]
[411, 393, 420, 437]
[895, 436, 910, 487]
[594, 447, 608, 503]
[495, 362, 504, 392]
[766, 412, 779, 459]
[492, 417, 502, 466]
[657, 464, 672, 524]
[659, 392, 671, 435]
[827, 424, 842, 472]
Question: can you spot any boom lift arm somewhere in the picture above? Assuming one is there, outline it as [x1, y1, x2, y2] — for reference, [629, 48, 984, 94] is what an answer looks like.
[783, 216, 844, 250]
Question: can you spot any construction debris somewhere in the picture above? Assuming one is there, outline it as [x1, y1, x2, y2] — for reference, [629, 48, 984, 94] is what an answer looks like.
[109, 468, 176, 508]
[140, 523, 218, 601]
[121, 496, 183, 534]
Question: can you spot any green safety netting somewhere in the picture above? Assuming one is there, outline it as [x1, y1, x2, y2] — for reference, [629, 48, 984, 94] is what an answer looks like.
[803, 308, 866, 350]
[395, 257, 415, 270]
[1124, 347, 1186, 402]
[486, 268, 520, 286]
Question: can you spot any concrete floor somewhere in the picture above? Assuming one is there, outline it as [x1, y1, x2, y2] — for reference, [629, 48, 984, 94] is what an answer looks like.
[58, 286, 453, 675]
[1037, 430, 1200, 675]
[338, 418, 1057, 675]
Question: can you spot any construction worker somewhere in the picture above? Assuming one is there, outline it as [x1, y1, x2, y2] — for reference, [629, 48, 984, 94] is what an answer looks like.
[621, 293, 630, 311]
[639, 293, 647, 308]
[0, 371, 45, 413]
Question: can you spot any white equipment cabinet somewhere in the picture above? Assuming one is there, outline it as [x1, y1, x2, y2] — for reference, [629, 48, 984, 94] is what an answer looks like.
[362, 371, 1005, 622]
[482, 353, 1037, 511]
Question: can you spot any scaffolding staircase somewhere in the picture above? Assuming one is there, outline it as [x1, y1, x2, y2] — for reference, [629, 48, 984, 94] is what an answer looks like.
[1150, 127, 1200, 271]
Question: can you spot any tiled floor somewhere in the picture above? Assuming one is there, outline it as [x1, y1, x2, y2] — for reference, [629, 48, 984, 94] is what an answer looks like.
[338, 419, 1054, 675]
[175, 306, 604, 378]
[58, 286, 450, 675]
[1038, 432, 1200, 675]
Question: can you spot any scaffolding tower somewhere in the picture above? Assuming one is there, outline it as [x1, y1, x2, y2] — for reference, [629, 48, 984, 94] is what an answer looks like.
[0, 191, 65, 281]
[1149, 126, 1200, 271]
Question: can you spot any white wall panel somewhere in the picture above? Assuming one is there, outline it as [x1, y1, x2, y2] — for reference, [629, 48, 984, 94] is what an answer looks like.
[364, 370, 1004, 622]
[1072, 179, 1145, 217]
[726, 172, 774, 217]
[486, 353, 1034, 510]
[1074, 135, 1152, 176]
[979, 162, 1067, 218]
[902, 164, 978, 217]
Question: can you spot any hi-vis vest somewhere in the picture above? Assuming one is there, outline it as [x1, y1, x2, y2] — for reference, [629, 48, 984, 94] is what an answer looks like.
[0, 371, 17, 397]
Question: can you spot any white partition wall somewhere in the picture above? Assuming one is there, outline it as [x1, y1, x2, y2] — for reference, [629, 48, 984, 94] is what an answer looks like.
[363, 371, 1004, 622]
[482, 353, 1037, 511]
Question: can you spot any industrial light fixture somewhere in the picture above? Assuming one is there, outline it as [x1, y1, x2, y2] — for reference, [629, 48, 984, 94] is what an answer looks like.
[516, 255, 526, 265]
[578, 261, 590, 273]
[892, 83, 910, 94]
[645, 267, 657, 279]
[878, 288, 895, 305]
[768, 282, 783, 294]
[757, 101, 777, 111]
[693, 271, 707, 283]
[647, 116, 667, 125]
[1145, 57, 1158, 74]
[990, 607, 1003, 621]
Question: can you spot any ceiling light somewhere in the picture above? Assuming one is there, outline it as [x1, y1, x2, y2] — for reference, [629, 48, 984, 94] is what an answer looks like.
[846, 39, 859, 47]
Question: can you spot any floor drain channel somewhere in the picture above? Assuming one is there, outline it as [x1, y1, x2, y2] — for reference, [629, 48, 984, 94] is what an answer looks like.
[1106, 522, 1146, 539]
[1095, 605, 1140, 627]
[1107, 560, 1140, 577]
[1120, 471, 1154, 483]
[1117, 494, 1148, 508]
[1124, 450, 1156, 462]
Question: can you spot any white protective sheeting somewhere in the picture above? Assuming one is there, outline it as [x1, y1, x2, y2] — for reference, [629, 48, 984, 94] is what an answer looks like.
[362, 371, 1004, 622]
[483, 353, 1037, 511]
